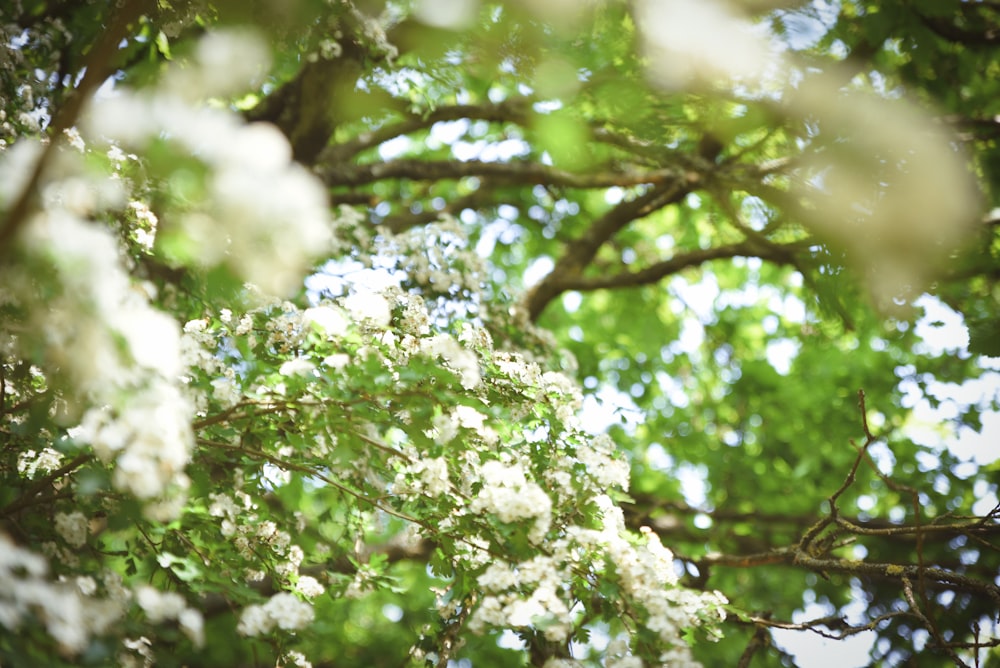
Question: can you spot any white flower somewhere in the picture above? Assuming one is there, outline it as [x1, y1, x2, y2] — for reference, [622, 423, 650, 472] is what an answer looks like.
[235, 314, 254, 335]
[237, 592, 314, 637]
[477, 562, 518, 592]
[211, 374, 241, 407]
[470, 462, 552, 543]
[284, 649, 313, 668]
[237, 603, 272, 636]
[135, 585, 187, 623]
[54, 511, 88, 548]
[344, 292, 392, 328]
[607, 655, 644, 668]
[266, 592, 314, 631]
[506, 596, 546, 626]
[114, 301, 182, 377]
[17, 448, 65, 479]
[322, 353, 350, 370]
[183, 319, 208, 334]
[75, 576, 97, 596]
[416, 457, 450, 496]
[172, 28, 271, 100]
[0, 140, 44, 204]
[294, 575, 324, 598]
[279, 357, 316, 377]
[421, 334, 481, 389]
[303, 306, 349, 337]
[179, 607, 205, 646]
[578, 437, 630, 490]
[453, 405, 486, 432]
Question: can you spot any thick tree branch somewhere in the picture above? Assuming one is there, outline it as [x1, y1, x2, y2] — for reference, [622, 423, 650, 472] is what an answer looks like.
[317, 97, 532, 165]
[319, 158, 681, 189]
[553, 240, 802, 294]
[919, 13, 1000, 46]
[524, 178, 695, 320]
[380, 188, 498, 234]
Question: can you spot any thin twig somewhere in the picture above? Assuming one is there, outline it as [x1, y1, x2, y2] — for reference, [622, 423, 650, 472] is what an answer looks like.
[903, 577, 970, 668]
[738, 614, 771, 668]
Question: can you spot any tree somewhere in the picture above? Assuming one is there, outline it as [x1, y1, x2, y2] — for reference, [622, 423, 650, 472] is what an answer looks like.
[1, 0, 998, 666]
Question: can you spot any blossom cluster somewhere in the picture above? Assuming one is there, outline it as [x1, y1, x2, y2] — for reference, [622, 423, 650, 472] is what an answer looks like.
[468, 460, 553, 544]
[0, 533, 128, 655]
[170, 255, 732, 663]
[0, 138, 195, 520]
[0, 26, 342, 660]
[83, 29, 333, 296]
[237, 592, 315, 637]
[1, 25, 730, 668]
[208, 491, 311, 586]
[135, 585, 205, 646]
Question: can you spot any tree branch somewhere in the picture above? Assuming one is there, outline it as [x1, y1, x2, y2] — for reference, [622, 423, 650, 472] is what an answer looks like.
[918, 13, 1000, 46]
[737, 615, 772, 668]
[553, 240, 802, 294]
[524, 177, 695, 320]
[317, 97, 532, 165]
[319, 158, 682, 189]
[745, 610, 911, 641]
[380, 188, 499, 234]
[0, 453, 93, 518]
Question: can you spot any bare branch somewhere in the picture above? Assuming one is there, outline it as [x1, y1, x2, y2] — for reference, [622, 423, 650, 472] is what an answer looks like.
[746, 610, 912, 640]
[791, 552, 1000, 604]
[903, 577, 970, 668]
[738, 616, 771, 668]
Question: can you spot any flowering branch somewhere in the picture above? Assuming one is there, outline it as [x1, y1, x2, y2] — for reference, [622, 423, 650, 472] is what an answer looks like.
[197, 438, 423, 525]
[0, 0, 151, 253]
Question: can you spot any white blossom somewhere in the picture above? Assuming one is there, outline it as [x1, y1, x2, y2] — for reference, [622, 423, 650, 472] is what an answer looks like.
[421, 334, 481, 389]
[294, 575, 325, 599]
[279, 357, 316, 377]
[344, 292, 392, 328]
[135, 585, 187, 623]
[470, 461, 552, 543]
[303, 305, 349, 337]
[17, 448, 65, 479]
[54, 511, 88, 548]
[0, 535, 125, 654]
